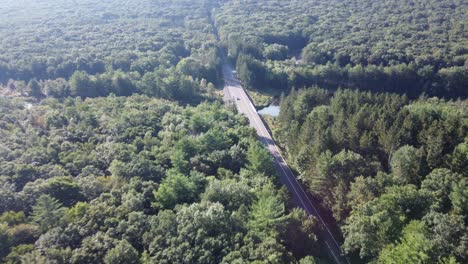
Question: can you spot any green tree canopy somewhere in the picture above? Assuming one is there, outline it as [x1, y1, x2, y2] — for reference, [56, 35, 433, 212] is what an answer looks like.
[104, 239, 139, 264]
[152, 172, 197, 209]
[30, 195, 66, 233]
[247, 141, 274, 175]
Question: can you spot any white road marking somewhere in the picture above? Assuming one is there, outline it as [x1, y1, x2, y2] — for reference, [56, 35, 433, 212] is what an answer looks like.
[222, 63, 350, 264]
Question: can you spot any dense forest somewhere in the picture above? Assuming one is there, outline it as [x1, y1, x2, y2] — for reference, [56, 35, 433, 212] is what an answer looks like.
[277, 88, 467, 263]
[2, 0, 466, 99]
[0, 0, 222, 102]
[0, 95, 324, 263]
[215, 0, 467, 98]
[0, 0, 466, 263]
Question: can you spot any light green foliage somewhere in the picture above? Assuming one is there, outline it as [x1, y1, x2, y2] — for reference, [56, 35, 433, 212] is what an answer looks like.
[449, 140, 468, 176]
[421, 169, 462, 212]
[0, 211, 26, 226]
[264, 44, 289, 61]
[0, 94, 312, 263]
[299, 256, 317, 264]
[201, 178, 254, 211]
[450, 178, 468, 219]
[70, 71, 97, 98]
[343, 185, 432, 258]
[65, 202, 89, 223]
[390, 145, 423, 185]
[71, 232, 117, 264]
[439, 257, 460, 264]
[19, 250, 48, 264]
[3, 244, 35, 264]
[146, 202, 236, 264]
[247, 141, 275, 175]
[249, 185, 285, 237]
[152, 172, 197, 209]
[347, 172, 394, 211]
[423, 212, 467, 261]
[377, 214, 465, 263]
[0, 0, 466, 263]
[104, 239, 139, 264]
[30, 195, 66, 233]
[378, 221, 432, 264]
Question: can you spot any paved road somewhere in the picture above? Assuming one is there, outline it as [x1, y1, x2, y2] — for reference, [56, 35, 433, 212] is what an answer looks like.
[222, 62, 350, 264]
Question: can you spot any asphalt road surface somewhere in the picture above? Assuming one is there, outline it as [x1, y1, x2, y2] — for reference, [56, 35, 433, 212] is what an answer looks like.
[222, 62, 350, 264]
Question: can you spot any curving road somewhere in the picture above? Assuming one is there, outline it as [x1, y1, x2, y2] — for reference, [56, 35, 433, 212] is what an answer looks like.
[222, 62, 350, 264]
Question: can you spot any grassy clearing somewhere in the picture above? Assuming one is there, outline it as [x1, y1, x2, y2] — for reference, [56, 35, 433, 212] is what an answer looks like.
[246, 88, 282, 109]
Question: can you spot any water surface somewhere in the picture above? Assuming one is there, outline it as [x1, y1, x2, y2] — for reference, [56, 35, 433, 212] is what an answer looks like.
[258, 105, 280, 117]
